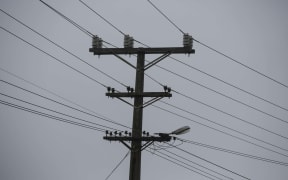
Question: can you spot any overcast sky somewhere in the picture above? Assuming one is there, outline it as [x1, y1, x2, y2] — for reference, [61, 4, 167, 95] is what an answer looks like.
[1, 0, 288, 180]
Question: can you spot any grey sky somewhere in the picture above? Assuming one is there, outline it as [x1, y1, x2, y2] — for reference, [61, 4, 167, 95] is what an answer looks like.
[1, 0, 288, 180]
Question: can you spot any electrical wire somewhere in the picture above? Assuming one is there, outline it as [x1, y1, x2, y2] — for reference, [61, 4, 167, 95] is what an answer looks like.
[169, 56, 288, 112]
[78, 0, 126, 36]
[0, 67, 112, 123]
[193, 38, 288, 89]
[0, 8, 127, 88]
[160, 149, 232, 179]
[0, 79, 130, 130]
[0, 99, 106, 132]
[166, 143, 251, 180]
[151, 104, 288, 158]
[152, 149, 229, 180]
[146, 0, 185, 35]
[146, 0, 288, 89]
[0, 92, 119, 132]
[39, 0, 93, 37]
[177, 138, 288, 167]
[0, 26, 107, 88]
[154, 63, 288, 125]
[159, 100, 288, 146]
[152, 144, 233, 180]
[146, 148, 225, 180]
[105, 151, 130, 180]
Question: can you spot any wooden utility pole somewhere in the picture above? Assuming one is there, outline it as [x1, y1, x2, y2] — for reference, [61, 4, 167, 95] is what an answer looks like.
[90, 34, 194, 180]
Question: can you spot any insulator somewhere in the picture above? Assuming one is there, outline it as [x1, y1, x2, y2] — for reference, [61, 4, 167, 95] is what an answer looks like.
[109, 132, 113, 136]
[128, 132, 132, 136]
[111, 88, 115, 93]
[183, 33, 193, 48]
[106, 130, 109, 135]
[107, 87, 111, 92]
[147, 132, 149, 136]
[127, 86, 131, 92]
[92, 35, 103, 48]
[130, 88, 134, 93]
[124, 131, 128, 135]
[143, 131, 146, 135]
[119, 132, 122, 136]
[114, 131, 118, 135]
[124, 34, 134, 48]
[163, 85, 168, 92]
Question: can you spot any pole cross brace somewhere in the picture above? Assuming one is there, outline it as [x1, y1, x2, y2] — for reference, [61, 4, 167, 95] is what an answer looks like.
[144, 52, 171, 71]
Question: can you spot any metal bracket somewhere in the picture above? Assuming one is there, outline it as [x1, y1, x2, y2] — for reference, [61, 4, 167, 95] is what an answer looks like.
[113, 53, 136, 69]
[144, 52, 171, 71]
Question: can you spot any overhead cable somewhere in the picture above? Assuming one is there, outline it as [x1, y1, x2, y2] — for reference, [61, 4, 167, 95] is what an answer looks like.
[105, 151, 130, 180]
[39, 0, 93, 37]
[166, 143, 251, 180]
[146, 149, 220, 180]
[151, 104, 288, 158]
[0, 92, 119, 131]
[0, 8, 127, 88]
[0, 99, 106, 132]
[146, 0, 288, 89]
[159, 100, 288, 142]
[152, 144, 233, 180]
[0, 67, 113, 123]
[178, 138, 288, 166]
[0, 79, 130, 130]
[0, 26, 107, 88]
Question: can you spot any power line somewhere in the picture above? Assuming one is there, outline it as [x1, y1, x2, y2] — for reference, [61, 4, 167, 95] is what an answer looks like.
[193, 38, 288, 89]
[151, 149, 229, 180]
[146, 0, 288, 89]
[146, 0, 185, 35]
[0, 79, 130, 130]
[0, 92, 119, 132]
[78, 0, 126, 36]
[146, 149, 220, 180]
[105, 151, 130, 180]
[151, 104, 288, 158]
[0, 67, 113, 123]
[39, 0, 93, 37]
[7, 69, 285, 160]
[177, 138, 288, 167]
[0, 8, 127, 88]
[154, 63, 288, 125]
[167, 143, 251, 180]
[152, 144, 233, 180]
[159, 100, 288, 145]
[0, 26, 107, 88]
[0, 99, 106, 132]
[169, 56, 288, 112]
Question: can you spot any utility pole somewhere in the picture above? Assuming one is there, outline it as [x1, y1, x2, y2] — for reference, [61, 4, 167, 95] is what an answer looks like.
[89, 34, 194, 180]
